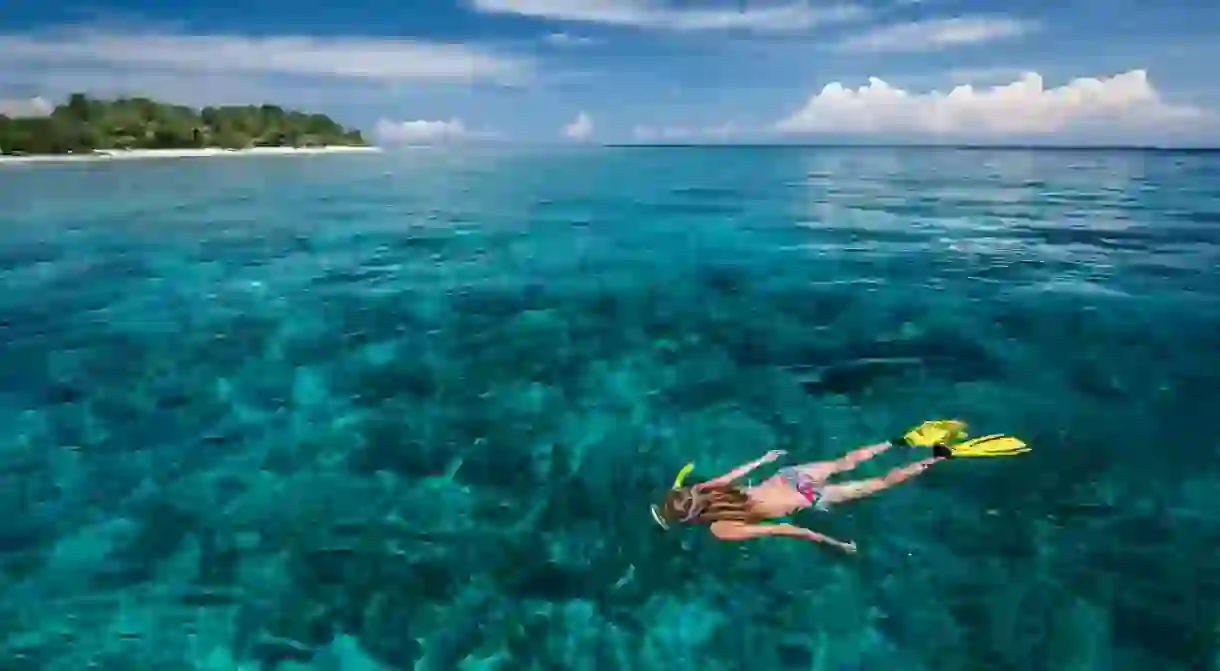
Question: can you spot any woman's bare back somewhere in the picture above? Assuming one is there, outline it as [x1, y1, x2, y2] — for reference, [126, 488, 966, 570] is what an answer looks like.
[745, 475, 814, 519]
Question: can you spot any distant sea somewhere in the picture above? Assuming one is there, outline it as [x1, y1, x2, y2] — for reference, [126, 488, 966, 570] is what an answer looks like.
[2, 146, 1219, 671]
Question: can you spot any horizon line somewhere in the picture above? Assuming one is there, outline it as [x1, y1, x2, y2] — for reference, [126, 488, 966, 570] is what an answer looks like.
[596, 142, 1220, 152]
[373, 142, 1220, 152]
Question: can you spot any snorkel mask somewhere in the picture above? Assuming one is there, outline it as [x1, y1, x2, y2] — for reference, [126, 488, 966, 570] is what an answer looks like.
[649, 462, 695, 530]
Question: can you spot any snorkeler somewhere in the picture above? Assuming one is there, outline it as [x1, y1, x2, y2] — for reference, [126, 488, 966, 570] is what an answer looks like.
[649, 420, 1028, 553]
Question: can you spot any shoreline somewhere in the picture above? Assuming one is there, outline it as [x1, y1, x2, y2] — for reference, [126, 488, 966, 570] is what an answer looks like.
[0, 145, 383, 165]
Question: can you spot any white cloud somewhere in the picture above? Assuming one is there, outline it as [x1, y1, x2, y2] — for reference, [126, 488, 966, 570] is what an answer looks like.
[833, 16, 1035, 53]
[543, 32, 599, 47]
[562, 111, 594, 141]
[470, 0, 868, 32]
[775, 69, 1210, 138]
[0, 96, 53, 117]
[0, 27, 532, 84]
[374, 118, 499, 144]
[632, 122, 739, 141]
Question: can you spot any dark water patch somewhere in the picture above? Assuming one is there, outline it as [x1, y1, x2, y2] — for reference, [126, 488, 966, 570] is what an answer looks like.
[358, 590, 427, 668]
[643, 199, 748, 217]
[453, 430, 555, 491]
[848, 333, 1002, 383]
[385, 231, 456, 254]
[501, 559, 589, 601]
[443, 332, 586, 393]
[328, 292, 429, 342]
[717, 325, 836, 369]
[1068, 360, 1130, 400]
[0, 521, 49, 556]
[756, 285, 857, 329]
[531, 196, 621, 213]
[193, 231, 315, 266]
[1126, 259, 1215, 281]
[50, 255, 162, 288]
[192, 314, 279, 369]
[44, 381, 88, 405]
[310, 263, 396, 291]
[786, 331, 1004, 397]
[449, 284, 544, 319]
[154, 389, 193, 410]
[1165, 209, 1220, 226]
[346, 415, 448, 478]
[0, 304, 80, 347]
[669, 185, 748, 200]
[87, 501, 199, 591]
[60, 330, 156, 380]
[86, 391, 230, 459]
[341, 358, 437, 407]
[278, 534, 459, 667]
[191, 534, 241, 592]
[695, 262, 754, 297]
[1074, 513, 1220, 668]
[0, 240, 64, 270]
[792, 356, 925, 396]
[663, 369, 750, 412]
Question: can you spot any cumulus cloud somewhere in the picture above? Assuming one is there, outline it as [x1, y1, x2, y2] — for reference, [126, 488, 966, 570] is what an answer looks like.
[775, 69, 1210, 139]
[0, 96, 53, 117]
[562, 111, 594, 141]
[470, 0, 867, 32]
[833, 16, 1035, 53]
[0, 26, 532, 84]
[374, 118, 499, 144]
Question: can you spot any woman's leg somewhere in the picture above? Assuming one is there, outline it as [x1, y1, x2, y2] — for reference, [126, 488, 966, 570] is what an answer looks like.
[817, 456, 944, 506]
[793, 441, 893, 481]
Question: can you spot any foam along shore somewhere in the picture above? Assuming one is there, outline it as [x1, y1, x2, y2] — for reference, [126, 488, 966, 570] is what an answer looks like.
[0, 145, 382, 164]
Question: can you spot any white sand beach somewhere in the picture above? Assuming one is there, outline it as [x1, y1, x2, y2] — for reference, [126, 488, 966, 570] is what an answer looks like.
[0, 145, 382, 165]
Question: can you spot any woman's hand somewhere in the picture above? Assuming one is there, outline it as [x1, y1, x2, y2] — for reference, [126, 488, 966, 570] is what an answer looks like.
[759, 449, 787, 464]
[803, 530, 858, 554]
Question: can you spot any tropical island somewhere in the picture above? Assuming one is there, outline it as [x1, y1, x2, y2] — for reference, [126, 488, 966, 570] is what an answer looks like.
[0, 93, 370, 156]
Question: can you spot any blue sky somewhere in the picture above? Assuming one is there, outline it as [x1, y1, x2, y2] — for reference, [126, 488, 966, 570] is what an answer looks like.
[2, 0, 1218, 145]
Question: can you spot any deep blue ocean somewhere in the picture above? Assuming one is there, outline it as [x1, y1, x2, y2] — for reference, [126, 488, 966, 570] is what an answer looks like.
[2, 147, 1219, 670]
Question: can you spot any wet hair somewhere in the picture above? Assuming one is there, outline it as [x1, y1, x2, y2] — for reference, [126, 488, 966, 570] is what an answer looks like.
[658, 483, 760, 526]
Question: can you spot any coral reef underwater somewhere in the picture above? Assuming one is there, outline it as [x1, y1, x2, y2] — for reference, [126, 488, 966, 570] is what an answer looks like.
[2, 147, 1219, 670]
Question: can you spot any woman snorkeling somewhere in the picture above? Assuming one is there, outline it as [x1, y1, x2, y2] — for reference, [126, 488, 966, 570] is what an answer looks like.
[649, 419, 1028, 553]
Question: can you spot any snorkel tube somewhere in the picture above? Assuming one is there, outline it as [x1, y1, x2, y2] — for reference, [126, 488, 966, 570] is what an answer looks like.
[649, 462, 694, 530]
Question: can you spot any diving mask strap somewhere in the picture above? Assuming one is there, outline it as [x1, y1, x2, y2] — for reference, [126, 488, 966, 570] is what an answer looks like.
[650, 505, 669, 530]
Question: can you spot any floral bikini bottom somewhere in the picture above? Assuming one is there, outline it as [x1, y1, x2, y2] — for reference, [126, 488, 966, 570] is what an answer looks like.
[777, 466, 831, 511]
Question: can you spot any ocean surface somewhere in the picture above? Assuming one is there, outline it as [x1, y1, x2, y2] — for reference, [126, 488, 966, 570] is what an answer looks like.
[2, 146, 1219, 670]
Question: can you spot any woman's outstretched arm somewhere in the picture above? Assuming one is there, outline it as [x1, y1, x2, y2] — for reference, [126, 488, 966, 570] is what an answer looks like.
[696, 450, 785, 489]
[709, 521, 857, 553]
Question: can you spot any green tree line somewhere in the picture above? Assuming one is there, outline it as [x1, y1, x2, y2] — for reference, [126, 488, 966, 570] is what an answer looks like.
[0, 93, 368, 155]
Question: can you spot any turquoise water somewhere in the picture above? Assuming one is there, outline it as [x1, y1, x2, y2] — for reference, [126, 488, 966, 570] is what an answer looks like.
[2, 147, 1219, 670]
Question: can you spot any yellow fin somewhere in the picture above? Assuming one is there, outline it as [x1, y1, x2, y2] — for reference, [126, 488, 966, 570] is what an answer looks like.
[903, 419, 968, 447]
[948, 434, 1030, 457]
